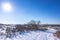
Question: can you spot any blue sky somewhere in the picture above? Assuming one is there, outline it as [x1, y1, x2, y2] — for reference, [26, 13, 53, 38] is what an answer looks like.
[0, 0, 60, 24]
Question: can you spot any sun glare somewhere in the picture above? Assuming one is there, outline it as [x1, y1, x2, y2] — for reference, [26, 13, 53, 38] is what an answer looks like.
[2, 3, 12, 12]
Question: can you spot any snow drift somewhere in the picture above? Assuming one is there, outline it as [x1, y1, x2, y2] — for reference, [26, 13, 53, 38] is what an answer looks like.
[0, 28, 60, 40]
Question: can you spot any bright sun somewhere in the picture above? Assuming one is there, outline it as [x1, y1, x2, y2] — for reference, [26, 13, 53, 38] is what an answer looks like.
[2, 3, 12, 12]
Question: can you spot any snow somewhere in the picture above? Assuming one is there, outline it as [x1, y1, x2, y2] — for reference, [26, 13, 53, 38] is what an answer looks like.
[0, 28, 60, 40]
[47, 27, 57, 33]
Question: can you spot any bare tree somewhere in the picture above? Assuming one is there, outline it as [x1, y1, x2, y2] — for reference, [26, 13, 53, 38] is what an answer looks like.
[27, 20, 41, 30]
[37, 20, 41, 25]
[28, 20, 41, 25]
[28, 20, 36, 24]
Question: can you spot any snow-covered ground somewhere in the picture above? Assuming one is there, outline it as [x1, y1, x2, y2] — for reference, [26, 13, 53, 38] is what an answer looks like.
[0, 28, 59, 40]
